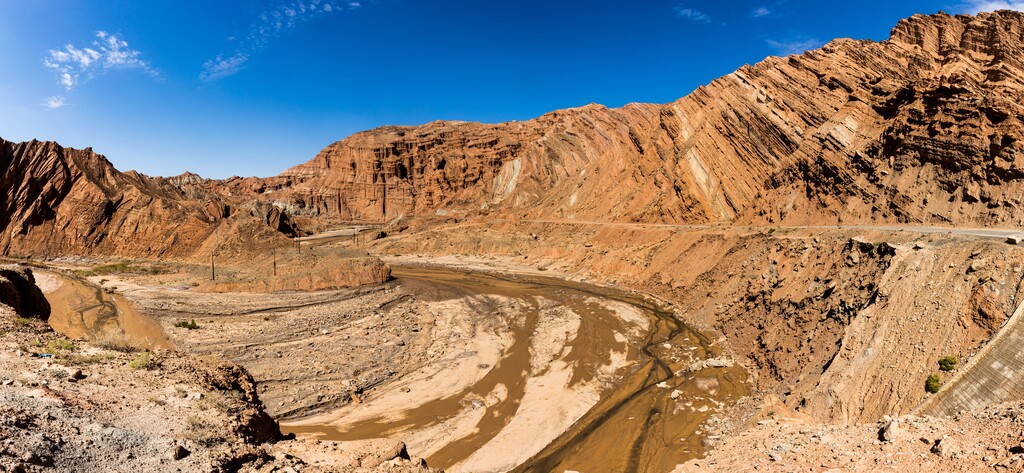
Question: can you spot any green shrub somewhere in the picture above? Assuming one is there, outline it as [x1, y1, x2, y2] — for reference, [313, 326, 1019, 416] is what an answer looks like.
[174, 319, 199, 330]
[925, 374, 942, 393]
[129, 351, 154, 370]
[44, 338, 75, 354]
[938, 355, 958, 371]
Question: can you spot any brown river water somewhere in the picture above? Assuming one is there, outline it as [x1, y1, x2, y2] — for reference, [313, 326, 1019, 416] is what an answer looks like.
[286, 266, 749, 472]
[43, 265, 747, 472]
[43, 271, 173, 351]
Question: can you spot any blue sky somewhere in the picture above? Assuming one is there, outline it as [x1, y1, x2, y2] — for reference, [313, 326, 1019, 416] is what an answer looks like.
[0, 0, 1015, 178]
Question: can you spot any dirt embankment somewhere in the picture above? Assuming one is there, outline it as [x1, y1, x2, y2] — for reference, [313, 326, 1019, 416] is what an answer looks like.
[369, 221, 1024, 426]
[195, 253, 390, 293]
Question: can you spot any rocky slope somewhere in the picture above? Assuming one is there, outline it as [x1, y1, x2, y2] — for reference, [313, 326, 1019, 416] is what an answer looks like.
[7, 12, 1024, 253]
[368, 221, 1024, 427]
[230, 10, 1024, 229]
[0, 265, 436, 472]
[674, 401, 1024, 472]
[0, 139, 296, 261]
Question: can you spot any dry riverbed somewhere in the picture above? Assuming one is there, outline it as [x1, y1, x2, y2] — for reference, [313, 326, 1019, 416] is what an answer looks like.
[70, 256, 750, 472]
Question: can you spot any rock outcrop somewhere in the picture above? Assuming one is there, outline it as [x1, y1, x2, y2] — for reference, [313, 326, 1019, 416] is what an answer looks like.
[0, 265, 49, 320]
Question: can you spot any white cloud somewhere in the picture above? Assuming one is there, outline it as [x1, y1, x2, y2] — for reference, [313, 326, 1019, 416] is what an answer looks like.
[675, 6, 711, 23]
[43, 31, 157, 91]
[200, 53, 250, 81]
[766, 38, 825, 56]
[201, 0, 354, 81]
[959, 1, 1024, 13]
[751, 6, 772, 18]
[43, 96, 66, 110]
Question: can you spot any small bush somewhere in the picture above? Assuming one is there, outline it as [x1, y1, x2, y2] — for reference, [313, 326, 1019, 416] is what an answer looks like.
[925, 374, 942, 393]
[63, 353, 115, 366]
[938, 355, 958, 371]
[129, 351, 154, 370]
[74, 263, 171, 278]
[185, 415, 223, 446]
[174, 319, 199, 330]
[14, 317, 32, 327]
[94, 337, 139, 353]
[44, 338, 75, 354]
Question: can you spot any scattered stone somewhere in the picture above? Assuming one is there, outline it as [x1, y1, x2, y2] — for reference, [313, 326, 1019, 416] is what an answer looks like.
[166, 444, 189, 461]
[879, 420, 899, 442]
[930, 437, 952, 456]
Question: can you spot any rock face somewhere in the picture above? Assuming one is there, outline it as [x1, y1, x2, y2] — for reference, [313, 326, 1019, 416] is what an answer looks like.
[7, 12, 1024, 251]
[0, 265, 49, 320]
[0, 139, 293, 261]
[188, 357, 281, 444]
[227, 11, 1024, 229]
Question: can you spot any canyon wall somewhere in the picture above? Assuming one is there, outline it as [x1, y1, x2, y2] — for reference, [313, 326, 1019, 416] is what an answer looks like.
[0, 139, 295, 260]
[237, 11, 1024, 229]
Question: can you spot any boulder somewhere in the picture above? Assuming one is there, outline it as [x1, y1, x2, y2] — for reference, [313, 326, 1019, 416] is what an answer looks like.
[0, 265, 50, 320]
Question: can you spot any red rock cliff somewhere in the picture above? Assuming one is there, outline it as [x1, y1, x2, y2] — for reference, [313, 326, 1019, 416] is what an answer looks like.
[259, 10, 1024, 228]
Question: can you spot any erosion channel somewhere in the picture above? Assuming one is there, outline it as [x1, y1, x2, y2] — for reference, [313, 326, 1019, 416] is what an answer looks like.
[284, 266, 749, 472]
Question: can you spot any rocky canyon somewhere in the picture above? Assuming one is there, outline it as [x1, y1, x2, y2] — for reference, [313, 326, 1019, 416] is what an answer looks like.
[6, 9, 1024, 473]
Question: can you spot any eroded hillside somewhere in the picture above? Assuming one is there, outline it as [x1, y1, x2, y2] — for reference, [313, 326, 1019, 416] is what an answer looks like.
[7, 12, 1024, 254]
[227, 11, 1024, 230]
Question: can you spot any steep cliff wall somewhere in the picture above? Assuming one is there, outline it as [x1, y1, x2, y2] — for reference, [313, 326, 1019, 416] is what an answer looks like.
[7, 11, 1024, 257]
[253, 11, 1024, 228]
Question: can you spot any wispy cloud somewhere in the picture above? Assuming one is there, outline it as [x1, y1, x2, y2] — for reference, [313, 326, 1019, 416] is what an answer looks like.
[766, 37, 824, 56]
[675, 5, 711, 23]
[201, 0, 358, 81]
[43, 96, 66, 110]
[201, 53, 251, 81]
[751, 6, 772, 18]
[958, 1, 1024, 13]
[43, 31, 158, 91]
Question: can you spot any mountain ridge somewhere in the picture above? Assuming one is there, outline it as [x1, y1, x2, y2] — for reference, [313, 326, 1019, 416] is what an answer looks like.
[6, 10, 1024, 258]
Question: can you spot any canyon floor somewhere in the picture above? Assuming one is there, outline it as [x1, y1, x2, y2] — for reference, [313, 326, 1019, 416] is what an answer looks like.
[5, 220, 1024, 472]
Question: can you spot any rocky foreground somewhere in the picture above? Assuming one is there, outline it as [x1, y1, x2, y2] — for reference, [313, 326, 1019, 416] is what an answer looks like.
[0, 265, 438, 473]
[676, 401, 1024, 472]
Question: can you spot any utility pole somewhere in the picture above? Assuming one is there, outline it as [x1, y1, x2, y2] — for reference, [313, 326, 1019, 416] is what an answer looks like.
[211, 252, 216, 281]
[273, 247, 277, 276]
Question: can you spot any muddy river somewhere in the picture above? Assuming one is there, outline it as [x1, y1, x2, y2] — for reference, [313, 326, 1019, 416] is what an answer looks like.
[285, 266, 749, 472]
